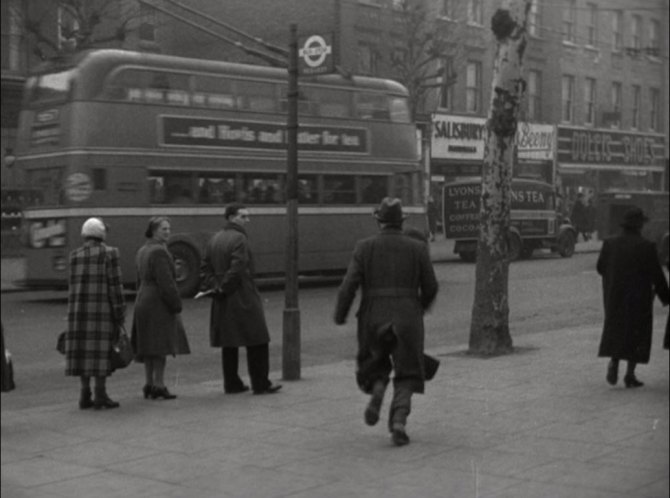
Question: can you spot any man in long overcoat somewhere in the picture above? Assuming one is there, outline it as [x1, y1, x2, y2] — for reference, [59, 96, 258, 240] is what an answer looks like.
[597, 207, 669, 387]
[200, 204, 281, 395]
[334, 198, 438, 446]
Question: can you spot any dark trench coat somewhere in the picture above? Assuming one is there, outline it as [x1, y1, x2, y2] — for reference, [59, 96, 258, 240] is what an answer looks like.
[200, 223, 270, 348]
[597, 231, 669, 363]
[334, 227, 439, 394]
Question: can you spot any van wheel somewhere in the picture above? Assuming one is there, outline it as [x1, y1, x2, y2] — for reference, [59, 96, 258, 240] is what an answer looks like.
[460, 251, 476, 262]
[558, 231, 576, 258]
[521, 244, 534, 259]
[507, 232, 522, 261]
[169, 242, 200, 297]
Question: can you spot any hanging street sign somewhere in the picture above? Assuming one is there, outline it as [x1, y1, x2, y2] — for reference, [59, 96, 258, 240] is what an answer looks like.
[298, 33, 335, 76]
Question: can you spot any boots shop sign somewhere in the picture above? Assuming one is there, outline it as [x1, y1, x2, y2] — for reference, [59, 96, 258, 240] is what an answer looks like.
[557, 126, 665, 167]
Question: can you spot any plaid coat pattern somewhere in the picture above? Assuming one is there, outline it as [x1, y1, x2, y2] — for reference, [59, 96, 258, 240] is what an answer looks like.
[65, 240, 126, 377]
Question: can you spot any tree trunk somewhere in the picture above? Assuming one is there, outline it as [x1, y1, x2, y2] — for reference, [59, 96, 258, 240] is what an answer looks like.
[468, 0, 530, 356]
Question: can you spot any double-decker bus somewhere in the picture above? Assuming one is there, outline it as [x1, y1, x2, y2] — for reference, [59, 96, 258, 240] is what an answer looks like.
[15, 49, 424, 295]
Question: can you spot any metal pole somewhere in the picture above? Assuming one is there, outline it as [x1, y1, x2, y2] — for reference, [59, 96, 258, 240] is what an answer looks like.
[283, 23, 301, 380]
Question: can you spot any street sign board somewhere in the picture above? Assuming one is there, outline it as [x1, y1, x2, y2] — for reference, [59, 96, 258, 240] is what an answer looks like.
[298, 33, 335, 76]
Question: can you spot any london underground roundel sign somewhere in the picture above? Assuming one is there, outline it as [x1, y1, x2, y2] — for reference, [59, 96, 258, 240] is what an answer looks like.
[298, 33, 335, 75]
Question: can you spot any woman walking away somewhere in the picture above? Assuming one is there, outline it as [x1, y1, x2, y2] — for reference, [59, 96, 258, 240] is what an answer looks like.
[597, 207, 669, 387]
[132, 216, 190, 400]
[65, 218, 126, 409]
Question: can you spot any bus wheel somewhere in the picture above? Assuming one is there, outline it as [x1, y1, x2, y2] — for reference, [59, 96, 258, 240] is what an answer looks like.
[460, 251, 476, 263]
[507, 232, 522, 261]
[169, 242, 201, 297]
[557, 231, 576, 258]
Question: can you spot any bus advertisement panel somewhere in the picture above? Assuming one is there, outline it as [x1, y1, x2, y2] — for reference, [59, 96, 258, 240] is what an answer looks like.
[15, 50, 425, 295]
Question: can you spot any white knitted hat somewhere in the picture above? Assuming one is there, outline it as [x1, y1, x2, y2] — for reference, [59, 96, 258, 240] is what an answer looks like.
[81, 217, 106, 240]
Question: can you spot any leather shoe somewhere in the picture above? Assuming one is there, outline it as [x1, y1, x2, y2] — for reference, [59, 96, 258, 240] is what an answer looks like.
[253, 384, 282, 395]
[624, 375, 644, 388]
[606, 361, 618, 386]
[391, 423, 410, 446]
[225, 385, 250, 394]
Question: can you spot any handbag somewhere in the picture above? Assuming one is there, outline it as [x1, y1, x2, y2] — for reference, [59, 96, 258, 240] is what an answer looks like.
[57, 331, 66, 354]
[110, 326, 133, 370]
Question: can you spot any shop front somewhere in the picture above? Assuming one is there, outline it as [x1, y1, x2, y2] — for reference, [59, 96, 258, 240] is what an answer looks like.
[556, 125, 666, 204]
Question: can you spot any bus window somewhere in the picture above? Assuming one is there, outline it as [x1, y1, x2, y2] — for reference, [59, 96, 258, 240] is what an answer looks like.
[356, 92, 390, 120]
[197, 175, 236, 204]
[392, 173, 412, 205]
[324, 175, 356, 204]
[359, 175, 388, 204]
[298, 176, 318, 204]
[26, 69, 76, 105]
[150, 171, 196, 204]
[106, 68, 148, 101]
[242, 175, 283, 204]
[148, 175, 165, 204]
[238, 81, 277, 112]
[315, 87, 352, 118]
[193, 75, 235, 109]
[279, 85, 317, 115]
[26, 167, 64, 206]
[389, 97, 411, 123]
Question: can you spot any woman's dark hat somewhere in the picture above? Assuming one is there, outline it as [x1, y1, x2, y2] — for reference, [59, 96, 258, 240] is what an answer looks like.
[620, 207, 649, 228]
[373, 197, 407, 224]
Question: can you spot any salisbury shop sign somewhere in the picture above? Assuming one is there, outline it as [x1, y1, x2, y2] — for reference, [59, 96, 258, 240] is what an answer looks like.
[431, 114, 555, 161]
[160, 116, 368, 153]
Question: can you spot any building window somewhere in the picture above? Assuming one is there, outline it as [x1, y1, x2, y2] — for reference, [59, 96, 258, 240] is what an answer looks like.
[584, 78, 596, 126]
[562, 0, 576, 43]
[465, 61, 482, 113]
[631, 85, 641, 129]
[6, 0, 23, 72]
[612, 10, 623, 52]
[631, 15, 642, 50]
[357, 42, 378, 75]
[440, 0, 456, 19]
[561, 75, 574, 123]
[650, 88, 660, 131]
[649, 20, 660, 56]
[610, 82, 622, 128]
[58, 5, 79, 50]
[439, 57, 455, 109]
[528, 0, 540, 37]
[586, 4, 598, 47]
[527, 70, 541, 121]
[468, 0, 483, 25]
[139, 3, 157, 41]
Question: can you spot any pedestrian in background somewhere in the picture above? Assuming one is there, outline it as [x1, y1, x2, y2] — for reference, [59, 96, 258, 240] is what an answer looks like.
[570, 192, 588, 241]
[334, 197, 438, 446]
[131, 216, 190, 400]
[426, 196, 438, 242]
[1, 322, 15, 392]
[597, 207, 669, 388]
[65, 218, 126, 409]
[200, 204, 281, 395]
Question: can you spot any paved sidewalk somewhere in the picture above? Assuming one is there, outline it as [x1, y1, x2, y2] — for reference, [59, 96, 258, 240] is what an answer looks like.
[2, 318, 668, 498]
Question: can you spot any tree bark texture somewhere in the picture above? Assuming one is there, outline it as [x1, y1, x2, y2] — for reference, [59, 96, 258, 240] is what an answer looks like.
[469, 0, 530, 356]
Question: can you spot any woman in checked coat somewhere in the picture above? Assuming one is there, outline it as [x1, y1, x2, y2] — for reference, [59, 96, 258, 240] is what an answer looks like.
[131, 216, 190, 400]
[65, 218, 126, 409]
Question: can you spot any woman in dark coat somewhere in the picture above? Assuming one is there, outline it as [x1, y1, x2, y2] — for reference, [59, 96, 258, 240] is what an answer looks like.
[1, 322, 15, 392]
[66, 218, 126, 409]
[132, 216, 190, 400]
[597, 207, 669, 387]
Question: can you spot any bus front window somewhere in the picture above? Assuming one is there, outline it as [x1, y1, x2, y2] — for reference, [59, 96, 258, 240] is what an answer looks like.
[27, 70, 76, 105]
